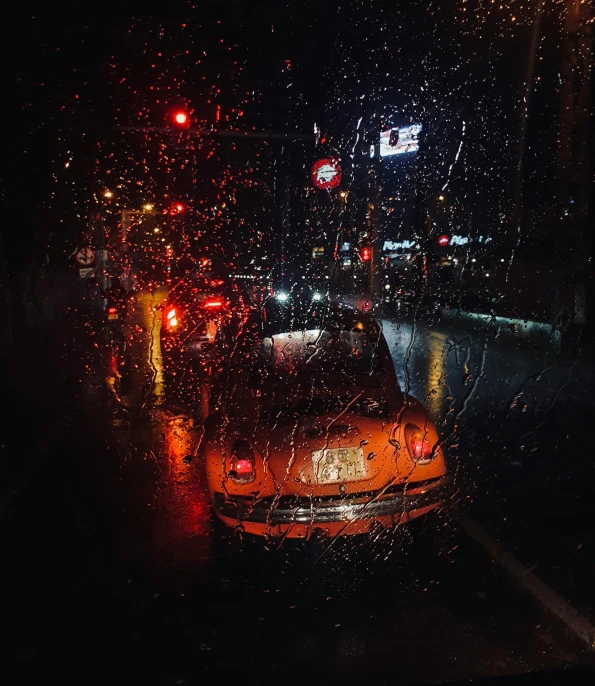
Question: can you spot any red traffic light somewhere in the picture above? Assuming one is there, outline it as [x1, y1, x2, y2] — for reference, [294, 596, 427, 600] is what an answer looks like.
[172, 110, 190, 128]
[360, 246, 371, 262]
[164, 202, 185, 215]
[437, 234, 450, 247]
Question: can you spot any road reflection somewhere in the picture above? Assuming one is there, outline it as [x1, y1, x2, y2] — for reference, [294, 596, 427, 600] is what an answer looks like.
[381, 318, 451, 419]
[123, 286, 167, 405]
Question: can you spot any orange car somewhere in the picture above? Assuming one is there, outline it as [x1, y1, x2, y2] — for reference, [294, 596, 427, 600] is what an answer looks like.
[203, 299, 454, 540]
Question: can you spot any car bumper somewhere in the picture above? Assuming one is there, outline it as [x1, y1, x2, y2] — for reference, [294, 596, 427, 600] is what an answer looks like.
[212, 474, 454, 528]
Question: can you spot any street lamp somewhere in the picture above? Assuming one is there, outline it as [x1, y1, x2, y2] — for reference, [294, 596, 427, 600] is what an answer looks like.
[144, 203, 154, 211]
[104, 190, 113, 199]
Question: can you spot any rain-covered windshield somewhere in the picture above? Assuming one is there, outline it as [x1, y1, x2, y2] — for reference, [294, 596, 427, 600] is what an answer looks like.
[3, 2, 595, 684]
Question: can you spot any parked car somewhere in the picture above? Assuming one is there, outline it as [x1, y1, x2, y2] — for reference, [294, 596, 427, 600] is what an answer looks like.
[159, 273, 244, 394]
[203, 298, 454, 541]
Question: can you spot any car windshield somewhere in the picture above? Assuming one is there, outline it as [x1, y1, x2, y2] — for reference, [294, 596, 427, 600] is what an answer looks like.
[5, 2, 594, 684]
[253, 328, 381, 389]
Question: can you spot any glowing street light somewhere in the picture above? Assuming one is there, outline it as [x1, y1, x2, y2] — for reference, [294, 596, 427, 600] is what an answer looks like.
[144, 203, 154, 211]
[104, 190, 113, 198]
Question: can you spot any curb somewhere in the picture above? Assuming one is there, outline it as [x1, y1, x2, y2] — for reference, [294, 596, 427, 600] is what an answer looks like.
[457, 511, 595, 650]
[439, 309, 553, 342]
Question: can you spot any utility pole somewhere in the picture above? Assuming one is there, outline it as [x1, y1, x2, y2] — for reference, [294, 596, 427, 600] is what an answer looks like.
[367, 137, 382, 304]
[555, 0, 593, 334]
[512, 0, 546, 242]
[556, 0, 593, 210]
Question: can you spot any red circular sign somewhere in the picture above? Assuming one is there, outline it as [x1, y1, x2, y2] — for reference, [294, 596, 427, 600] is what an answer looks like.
[437, 235, 450, 247]
[75, 247, 96, 266]
[311, 158, 342, 190]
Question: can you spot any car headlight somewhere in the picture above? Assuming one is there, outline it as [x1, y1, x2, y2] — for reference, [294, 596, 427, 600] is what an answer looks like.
[312, 292, 322, 301]
[276, 292, 289, 302]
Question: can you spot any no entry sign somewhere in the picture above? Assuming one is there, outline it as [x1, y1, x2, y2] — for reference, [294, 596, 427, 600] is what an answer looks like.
[311, 158, 342, 190]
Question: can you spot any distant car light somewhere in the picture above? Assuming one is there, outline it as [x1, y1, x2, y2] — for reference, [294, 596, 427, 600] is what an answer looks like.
[276, 292, 289, 302]
[166, 307, 179, 330]
[204, 299, 223, 309]
[312, 292, 322, 301]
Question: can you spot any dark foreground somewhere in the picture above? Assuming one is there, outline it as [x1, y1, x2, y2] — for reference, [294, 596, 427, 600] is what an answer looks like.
[1, 303, 594, 685]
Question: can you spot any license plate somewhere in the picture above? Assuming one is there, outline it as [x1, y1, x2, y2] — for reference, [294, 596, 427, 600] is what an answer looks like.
[107, 313, 119, 320]
[311, 447, 365, 485]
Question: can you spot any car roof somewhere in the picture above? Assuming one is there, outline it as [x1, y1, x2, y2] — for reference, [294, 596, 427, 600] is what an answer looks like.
[248, 299, 381, 340]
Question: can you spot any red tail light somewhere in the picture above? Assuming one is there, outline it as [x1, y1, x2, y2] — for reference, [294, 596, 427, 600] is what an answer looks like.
[404, 423, 434, 464]
[107, 306, 117, 314]
[228, 440, 256, 484]
[164, 306, 180, 332]
[204, 299, 223, 309]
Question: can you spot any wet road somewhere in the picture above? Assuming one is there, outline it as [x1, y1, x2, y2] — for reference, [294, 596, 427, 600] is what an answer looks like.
[2, 300, 594, 684]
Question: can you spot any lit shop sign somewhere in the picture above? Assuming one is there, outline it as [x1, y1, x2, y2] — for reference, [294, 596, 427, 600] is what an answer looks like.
[447, 235, 492, 246]
[379, 124, 422, 157]
[383, 240, 419, 251]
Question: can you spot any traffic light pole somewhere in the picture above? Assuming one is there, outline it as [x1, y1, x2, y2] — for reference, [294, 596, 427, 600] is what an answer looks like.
[116, 126, 313, 143]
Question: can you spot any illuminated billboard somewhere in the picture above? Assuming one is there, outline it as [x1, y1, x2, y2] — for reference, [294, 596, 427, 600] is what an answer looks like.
[379, 124, 422, 157]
